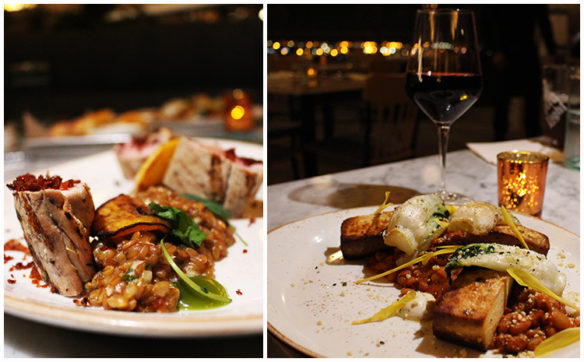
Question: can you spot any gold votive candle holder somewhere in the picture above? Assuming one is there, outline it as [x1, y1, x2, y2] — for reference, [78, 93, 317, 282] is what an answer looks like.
[497, 151, 549, 217]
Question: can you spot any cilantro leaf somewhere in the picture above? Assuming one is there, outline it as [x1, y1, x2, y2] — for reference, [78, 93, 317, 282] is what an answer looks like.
[179, 193, 232, 222]
[148, 202, 207, 249]
[179, 194, 249, 247]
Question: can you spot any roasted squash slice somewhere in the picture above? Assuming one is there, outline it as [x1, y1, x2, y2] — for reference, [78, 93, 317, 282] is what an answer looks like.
[92, 194, 170, 241]
[135, 139, 180, 191]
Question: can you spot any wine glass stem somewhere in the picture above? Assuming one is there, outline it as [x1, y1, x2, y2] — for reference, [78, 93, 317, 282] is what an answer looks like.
[437, 124, 451, 192]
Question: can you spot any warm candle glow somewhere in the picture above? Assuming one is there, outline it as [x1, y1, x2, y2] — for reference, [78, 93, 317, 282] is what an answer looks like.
[230, 105, 246, 120]
[4, 3, 36, 12]
[258, 8, 264, 21]
[497, 151, 549, 217]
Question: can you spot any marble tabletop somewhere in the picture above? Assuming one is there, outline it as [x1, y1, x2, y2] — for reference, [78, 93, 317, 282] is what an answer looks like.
[268, 149, 580, 234]
[267, 149, 580, 357]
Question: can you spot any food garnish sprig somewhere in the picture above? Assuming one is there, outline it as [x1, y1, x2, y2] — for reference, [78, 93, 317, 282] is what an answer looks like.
[180, 193, 248, 246]
[506, 267, 579, 311]
[374, 191, 393, 214]
[149, 202, 207, 249]
[500, 206, 529, 249]
[149, 202, 233, 307]
[160, 240, 231, 304]
[534, 327, 580, 356]
[356, 245, 462, 284]
[352, 291, 417, 324]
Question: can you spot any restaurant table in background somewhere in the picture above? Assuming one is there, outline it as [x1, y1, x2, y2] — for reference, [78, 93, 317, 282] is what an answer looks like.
[267, 72, 366, 97]
[267, 149, 579, 357]
[4, 138, 263, 358]
[268, 72, 366, 176]
[5, 125, 263, 183]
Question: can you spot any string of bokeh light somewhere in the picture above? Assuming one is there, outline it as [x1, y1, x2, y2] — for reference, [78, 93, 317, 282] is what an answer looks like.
[267, 40, 408, 57]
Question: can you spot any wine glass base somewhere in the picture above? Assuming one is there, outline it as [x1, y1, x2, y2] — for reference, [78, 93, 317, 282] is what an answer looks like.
[438, 190, 471, 203]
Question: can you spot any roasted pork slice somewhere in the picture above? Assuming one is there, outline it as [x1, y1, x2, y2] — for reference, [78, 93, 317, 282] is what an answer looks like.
[162, 137, 263, 218]
[114, 127, 174, 179]
[340, 211, 393, 259]
[222, 149, 263, 218]
[432, 268, 513, 350]
[7, 174, 96, 297]
[163, 137, 231, 203]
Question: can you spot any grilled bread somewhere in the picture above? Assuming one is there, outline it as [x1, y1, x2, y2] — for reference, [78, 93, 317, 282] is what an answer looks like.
[435, 225, 549, 256]
[340, 213, 549, 259]
[432, 268, 513, 350]
[340, 211, 393, 259]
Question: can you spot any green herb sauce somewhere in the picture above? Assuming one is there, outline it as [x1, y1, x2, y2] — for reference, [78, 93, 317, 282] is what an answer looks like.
[176, 275, 231, 310]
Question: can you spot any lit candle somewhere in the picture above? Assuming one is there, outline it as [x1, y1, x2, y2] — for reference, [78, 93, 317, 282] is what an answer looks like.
[224, 89, 253, 132]
[497, 151, 549, 217]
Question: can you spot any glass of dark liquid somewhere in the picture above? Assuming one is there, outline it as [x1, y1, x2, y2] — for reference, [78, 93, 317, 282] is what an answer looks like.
[406, 9, 483, 201]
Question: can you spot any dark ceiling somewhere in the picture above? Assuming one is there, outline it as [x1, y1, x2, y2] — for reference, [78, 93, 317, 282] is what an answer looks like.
[268, 4, 421, 41]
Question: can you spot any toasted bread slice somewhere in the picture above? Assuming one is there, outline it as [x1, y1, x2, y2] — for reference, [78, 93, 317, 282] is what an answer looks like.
[437, 226, 549, 256]
[432, 268, 513, 350]
[340, 211, 549, 259]
[340, 211, 393, 259]
[491, 225, 549, 255]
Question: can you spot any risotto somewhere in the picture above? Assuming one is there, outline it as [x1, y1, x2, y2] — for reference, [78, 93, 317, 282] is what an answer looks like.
[85, 186, 235, 312]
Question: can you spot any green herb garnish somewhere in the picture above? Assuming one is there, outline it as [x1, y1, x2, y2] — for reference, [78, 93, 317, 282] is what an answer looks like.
[122, 268, 139, 282]
[149, 202, 207, 249]
[180, 193, 232, 222]
[444, 243, 497, 282]
[357, 245, 462, 284]
[180, 193, 249, 247]
[229, 225, 249, 247]
[160, 240, 231, 304]
[176, 275, 231, 310]
[122, 261, 144, 282]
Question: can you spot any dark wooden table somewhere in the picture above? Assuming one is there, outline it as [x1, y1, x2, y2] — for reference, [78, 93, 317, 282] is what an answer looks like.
[268, 73, 366, 176]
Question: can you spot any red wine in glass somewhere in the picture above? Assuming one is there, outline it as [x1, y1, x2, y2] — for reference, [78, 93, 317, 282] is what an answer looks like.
[405, 9, 483, 201]
[406, 72, 482, 125]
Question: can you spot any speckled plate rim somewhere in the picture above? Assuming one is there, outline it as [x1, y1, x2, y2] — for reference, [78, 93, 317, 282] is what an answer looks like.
[267, 206, 580, 358]
[5, 298, 262, 337]
[268, 322, 321, 357]
[5, 294, 262, 337]
[266, 207, 376, 358]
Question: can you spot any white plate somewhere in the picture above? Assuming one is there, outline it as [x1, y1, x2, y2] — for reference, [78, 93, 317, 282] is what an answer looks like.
[4, 138, 263, 337]
[268, 206, 580, 357]
[23, 133, 134, 148]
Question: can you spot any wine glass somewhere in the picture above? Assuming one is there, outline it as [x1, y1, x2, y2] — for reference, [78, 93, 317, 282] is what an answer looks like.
[405, 8, 483, 201]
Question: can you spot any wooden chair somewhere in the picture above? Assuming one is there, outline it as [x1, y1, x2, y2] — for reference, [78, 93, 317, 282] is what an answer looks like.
[267, 93, 303, 181]
[362, 73, 418, 165]
[267, 119, 302, 181]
